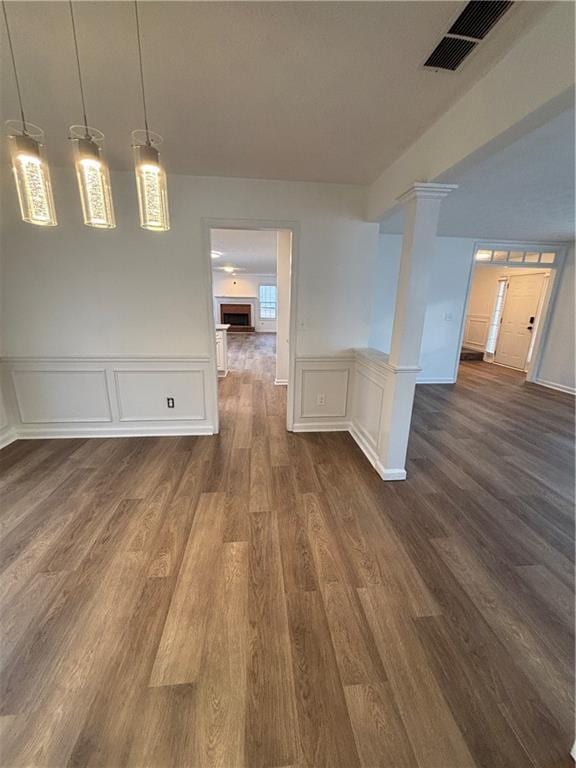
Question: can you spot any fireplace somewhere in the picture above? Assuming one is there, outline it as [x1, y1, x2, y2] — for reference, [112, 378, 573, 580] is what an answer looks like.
[220, 303, 254, 332]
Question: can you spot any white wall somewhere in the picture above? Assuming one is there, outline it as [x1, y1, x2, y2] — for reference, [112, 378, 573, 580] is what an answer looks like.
[2, 168, 377, 358]
[419, 238, 474, 383]
[1, 168, 378, 437]
[368, 235, 402, 353]
[538, 243, 575, 393]
[463, 264, 502, 350]
[466, 265, 502, 316]
[369, 234, 475, 383]
[212, 272, 277, 332]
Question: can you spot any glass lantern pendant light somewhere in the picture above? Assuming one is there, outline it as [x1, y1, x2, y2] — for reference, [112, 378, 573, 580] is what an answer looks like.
[68, 1, 115, 229]
[132, 1, 170, 232]
[2, 1, 57, 226]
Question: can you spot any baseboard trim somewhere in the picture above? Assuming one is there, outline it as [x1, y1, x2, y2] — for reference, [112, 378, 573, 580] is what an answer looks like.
[349, 423, 378, 466]
[13, 424, 216, 439]
[349, 424, 406, 481]
[0, 427, 18, 450]
[533, 378, 576, 395]
[417, 377, 457, 385]
[274, 378, 288, 386]
[292, 421, 350, 433]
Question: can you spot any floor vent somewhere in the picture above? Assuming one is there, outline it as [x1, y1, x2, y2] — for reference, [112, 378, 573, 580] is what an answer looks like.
[424, 1, 513, 71]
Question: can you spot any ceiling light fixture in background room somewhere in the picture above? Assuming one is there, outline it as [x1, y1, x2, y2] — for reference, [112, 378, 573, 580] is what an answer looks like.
[68, 1, 115, 229]
[132, 1, 170, 232]
[3, 1, 57, 226]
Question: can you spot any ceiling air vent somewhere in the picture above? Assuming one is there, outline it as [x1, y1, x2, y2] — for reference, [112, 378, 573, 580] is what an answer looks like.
[424, 0, 514, 72]
[424, 37, 477, 71]
[449, 1, 513, 40]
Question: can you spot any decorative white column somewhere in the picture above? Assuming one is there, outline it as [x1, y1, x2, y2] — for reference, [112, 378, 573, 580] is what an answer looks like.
[378, 183, 457, 479]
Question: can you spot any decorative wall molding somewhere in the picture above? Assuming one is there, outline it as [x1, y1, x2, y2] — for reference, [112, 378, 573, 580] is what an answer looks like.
[1, 355, 217, 440]
[113, 369, 207, 422]
[1, 355, 211, 363]
[12, 369, 113, 425]
[293, 357, 354, 430]
[463, 313, 490, 349]
[292, 350, 410, 480]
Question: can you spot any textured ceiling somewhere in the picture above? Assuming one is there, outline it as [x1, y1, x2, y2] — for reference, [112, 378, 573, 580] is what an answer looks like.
[0, 1, 546, 183]
[380, 108, 575, 243]
[211, 228, 278, 273]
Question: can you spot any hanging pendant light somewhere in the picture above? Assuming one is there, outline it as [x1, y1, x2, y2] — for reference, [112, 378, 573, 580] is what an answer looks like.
[132, 1, 170, 232]
[68, 1, 115, 229]
[3, 2, 57, 226]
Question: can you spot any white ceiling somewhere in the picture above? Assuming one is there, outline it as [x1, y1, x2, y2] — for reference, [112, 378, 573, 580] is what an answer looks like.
[0, 1, 546, 184]
[211, 228, 277, 274]
[380, 107, 575, 243]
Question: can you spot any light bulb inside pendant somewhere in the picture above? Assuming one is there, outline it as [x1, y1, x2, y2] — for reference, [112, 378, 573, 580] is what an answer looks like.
[70, 127, 115, 229]
[7, 124, 58, 227]
[132, 132, 170, 232]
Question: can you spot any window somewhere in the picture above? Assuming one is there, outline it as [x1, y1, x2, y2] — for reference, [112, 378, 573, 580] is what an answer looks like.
[485, 278, 507, 355]
[474, 247, 556, 266]
[259, 284, 277, 320]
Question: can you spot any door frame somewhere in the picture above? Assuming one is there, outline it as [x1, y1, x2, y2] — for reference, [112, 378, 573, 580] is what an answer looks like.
[201, 217, 300, 433]
[456, 240, 569, 384]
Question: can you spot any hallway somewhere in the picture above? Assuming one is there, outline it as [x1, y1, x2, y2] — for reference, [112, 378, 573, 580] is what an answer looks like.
[0, 335, 573, 766]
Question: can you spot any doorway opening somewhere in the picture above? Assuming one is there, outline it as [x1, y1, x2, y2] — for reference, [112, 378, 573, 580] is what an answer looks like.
[204, 223, 295, 432]
[459, 243, 565, 382]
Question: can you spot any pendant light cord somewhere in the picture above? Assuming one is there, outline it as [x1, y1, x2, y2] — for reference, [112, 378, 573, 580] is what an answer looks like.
[69, 0, 89, 138]
[2, 0, 27, 132]
[134, 0, 150, 144]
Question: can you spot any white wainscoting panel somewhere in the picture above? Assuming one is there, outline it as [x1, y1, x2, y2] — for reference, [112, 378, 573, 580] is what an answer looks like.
[351, 367, 385, 458]
[115, 370, 206, 422]
[463, 314, 490, 350]
[349, 349, 393, 473]
[292, 351, 409, 479]
[12, 369, 112, 424]
[0, 385, 17, 449]
[293, 357, 354, 430]
[301, 369, 349, 418]
[1, 357, 217, 439]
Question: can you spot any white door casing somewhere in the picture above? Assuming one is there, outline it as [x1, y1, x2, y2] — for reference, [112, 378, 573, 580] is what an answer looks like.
[495, 273, 547, 370]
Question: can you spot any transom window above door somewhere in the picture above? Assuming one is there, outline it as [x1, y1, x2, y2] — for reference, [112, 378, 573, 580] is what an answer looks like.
[475, 247, 557, 265]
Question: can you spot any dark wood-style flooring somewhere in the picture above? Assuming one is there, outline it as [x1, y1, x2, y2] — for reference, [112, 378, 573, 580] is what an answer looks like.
[1, 333, 574, 767]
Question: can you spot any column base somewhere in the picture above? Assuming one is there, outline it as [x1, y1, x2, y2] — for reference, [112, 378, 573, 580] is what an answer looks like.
[375, 463, 407, 481]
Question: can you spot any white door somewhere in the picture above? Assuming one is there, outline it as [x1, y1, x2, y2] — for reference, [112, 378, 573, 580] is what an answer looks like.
[495, 273, 546, 370]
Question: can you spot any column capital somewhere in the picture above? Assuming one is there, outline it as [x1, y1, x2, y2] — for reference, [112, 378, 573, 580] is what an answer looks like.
[396, 182, 458, 205]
